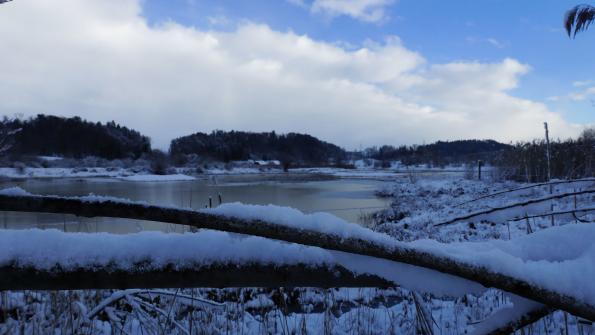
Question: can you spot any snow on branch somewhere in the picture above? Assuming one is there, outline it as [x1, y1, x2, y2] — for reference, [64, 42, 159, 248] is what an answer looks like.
[1, 189, 595, 321]
[469, 294, 551, 335]
[0, 229, 393, 290]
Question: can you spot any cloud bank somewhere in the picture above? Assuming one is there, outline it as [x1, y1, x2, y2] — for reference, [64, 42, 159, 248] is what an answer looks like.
[0, 0, 580, 149]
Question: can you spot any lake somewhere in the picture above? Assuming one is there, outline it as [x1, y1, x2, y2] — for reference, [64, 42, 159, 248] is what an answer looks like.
[0, 175, 392, 233]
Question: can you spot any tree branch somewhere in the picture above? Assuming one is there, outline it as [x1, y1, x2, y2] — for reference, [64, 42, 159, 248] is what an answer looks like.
[436, 189, 595, 226]
[0, 193, 594, 321]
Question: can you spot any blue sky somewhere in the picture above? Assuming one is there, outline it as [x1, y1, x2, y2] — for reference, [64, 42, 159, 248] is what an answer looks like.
[143, 0, 594, 125]
[0, 0, 592, 148]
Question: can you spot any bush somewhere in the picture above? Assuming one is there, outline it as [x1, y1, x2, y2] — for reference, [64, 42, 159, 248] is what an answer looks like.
[149, 150, 170, 175]
[13, 162, 26, 175]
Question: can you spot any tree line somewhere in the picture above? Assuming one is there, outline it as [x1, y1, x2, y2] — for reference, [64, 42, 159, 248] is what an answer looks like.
[493, 129, 594, 182]
[2, 114, 592, 180]
[170, 130, 347, 166]
[1, 115, 151, 160]
[361, 140, 511, 167]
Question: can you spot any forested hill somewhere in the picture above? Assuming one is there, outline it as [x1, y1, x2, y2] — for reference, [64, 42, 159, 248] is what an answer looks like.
[170, 130, 346, 165]
[365, 140, 512, 166]
[5, 115, 151, 159]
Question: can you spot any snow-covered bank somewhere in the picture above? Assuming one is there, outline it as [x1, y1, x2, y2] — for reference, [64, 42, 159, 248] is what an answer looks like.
[0, 164, 468, 182]
[117, 174, 195, 182]
[0, 167, 196, 182]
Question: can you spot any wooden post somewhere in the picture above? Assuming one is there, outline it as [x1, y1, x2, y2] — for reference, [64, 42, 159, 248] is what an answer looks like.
[544, 122, 554, 226]
[208, 196, 212, 208]
[544, 122, 552, 182]
[478, 160, 484, 180]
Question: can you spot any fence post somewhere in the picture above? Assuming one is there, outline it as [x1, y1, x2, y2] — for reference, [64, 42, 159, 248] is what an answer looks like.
[477, 160, 483, 180]
[544, 122, 554, 226]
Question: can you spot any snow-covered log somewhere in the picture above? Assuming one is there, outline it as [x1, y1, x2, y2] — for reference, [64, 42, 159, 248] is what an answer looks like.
[0, 263, 392, 290]
[470, 295, 552, 335]
[0, 190, 594, 321]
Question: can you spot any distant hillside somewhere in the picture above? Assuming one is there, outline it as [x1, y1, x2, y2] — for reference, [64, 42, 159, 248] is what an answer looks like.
[170, 130, 346, 165]
[4, 115, 151, 159]
[364, 140, 512, 166]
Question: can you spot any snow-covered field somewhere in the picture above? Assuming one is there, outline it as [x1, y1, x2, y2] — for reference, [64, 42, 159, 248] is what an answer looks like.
[0, 167, 197, 182]
[0, 174, 593, 334]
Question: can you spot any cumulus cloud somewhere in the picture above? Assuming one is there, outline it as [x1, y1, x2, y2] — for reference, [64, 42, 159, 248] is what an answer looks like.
[0, 0, 581, 149]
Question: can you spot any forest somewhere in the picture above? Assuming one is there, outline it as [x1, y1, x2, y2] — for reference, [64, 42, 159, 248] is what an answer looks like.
[362, 140, 512, 167]
[1, 115, 151, 160]
[170, 130, 347, 166]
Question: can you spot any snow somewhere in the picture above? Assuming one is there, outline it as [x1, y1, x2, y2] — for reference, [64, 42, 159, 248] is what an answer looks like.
[411, 223, 595, 304]
[117, 174, 195, 182]
[0, 229, 333, 271]
[0, 228, 483, 298]
[37, 155, 63, 161]
[202, 202, 397, 246]
[469, 295, 544, 335]
[0, 186, 32, 196]
[0, 167, 195, 181]
[2, 187, 594, 307]
[0, 167, 124, 179]
[1, 175, 594, 333]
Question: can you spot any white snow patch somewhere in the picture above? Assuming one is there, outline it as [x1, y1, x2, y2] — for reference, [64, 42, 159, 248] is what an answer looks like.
[118, 174, 195, 182]
[202, 202, 397, 246]
[0, 186, 32, 197]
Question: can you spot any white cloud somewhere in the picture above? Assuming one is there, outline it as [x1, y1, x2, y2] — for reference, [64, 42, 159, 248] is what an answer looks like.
[466, 36, 507, 49]
[573, 80, 593, 87]
[0, 0, 581, 149]
[290, 0, 395, 23]
[549, 85, 595, 102]
[206, 15, 231, 28]
[486, 38, 505, 49]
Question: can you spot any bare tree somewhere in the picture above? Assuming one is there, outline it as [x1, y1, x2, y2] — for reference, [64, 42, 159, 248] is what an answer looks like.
[565, 4, 595, 37]
[0, 119, 20, 156]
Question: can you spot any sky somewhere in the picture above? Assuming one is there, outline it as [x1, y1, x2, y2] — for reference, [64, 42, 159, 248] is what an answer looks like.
[0, 0, 593, 149]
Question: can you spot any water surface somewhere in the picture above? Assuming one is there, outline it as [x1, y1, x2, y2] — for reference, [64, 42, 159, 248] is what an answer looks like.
[0, 175, 391, 233]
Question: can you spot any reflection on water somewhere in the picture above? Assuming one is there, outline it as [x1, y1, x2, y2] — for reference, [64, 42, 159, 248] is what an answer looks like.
[0, 175, 391, 233]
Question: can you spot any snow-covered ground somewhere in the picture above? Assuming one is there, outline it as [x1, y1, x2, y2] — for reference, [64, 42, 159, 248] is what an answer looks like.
[0, 175, 593, 334]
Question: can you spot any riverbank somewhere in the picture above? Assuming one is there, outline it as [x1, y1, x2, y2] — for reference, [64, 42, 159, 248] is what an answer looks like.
[0, 164, 468, 183]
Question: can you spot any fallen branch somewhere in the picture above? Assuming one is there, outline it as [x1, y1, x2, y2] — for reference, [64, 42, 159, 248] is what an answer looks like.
[507, 207, 595, 222]
[466, 294, 552, 334]
[0, 264, 392, 291]
[454, 178, 595, 207]
[436, 189, 595, 226]
[0, 192, 594, 321]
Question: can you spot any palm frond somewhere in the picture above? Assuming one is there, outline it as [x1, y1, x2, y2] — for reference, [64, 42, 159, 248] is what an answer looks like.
[565, 4, 595, 38]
